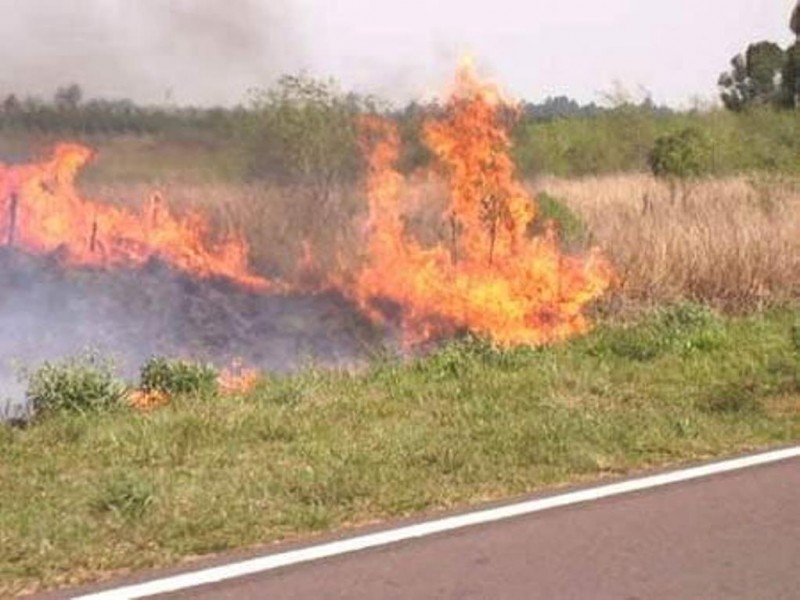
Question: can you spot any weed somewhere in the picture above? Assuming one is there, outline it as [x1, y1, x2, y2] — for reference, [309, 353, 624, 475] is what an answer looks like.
[91, 474, 155, 520]
[3, 309, 800, 596]
[139, 356, 217, 396]
[23, 351, 127, 416]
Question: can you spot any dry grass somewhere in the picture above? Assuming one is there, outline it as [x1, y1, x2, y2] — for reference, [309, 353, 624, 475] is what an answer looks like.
[536, 174, 800, 313]
[85, 173, 800, 314]
[82, 180, 366, 281]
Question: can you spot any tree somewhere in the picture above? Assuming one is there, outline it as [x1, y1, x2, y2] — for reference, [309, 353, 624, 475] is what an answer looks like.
[649, 127, 712, 207]
[247, 74, 373, 202]
[53, 83, 83, 110]
[718, 42, 786, 110]
[245, 74, 378, 275]
[2, 94, 20, 113]
[783, 42, 800, 108]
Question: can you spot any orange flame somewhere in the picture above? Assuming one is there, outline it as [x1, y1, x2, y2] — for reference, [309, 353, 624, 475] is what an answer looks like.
[0, 63, 612, 350]
[0, 143, 269, 289]
[217, 358, 260, 395]
[127, 389, 169, 412]
[353, 63, 613, 346]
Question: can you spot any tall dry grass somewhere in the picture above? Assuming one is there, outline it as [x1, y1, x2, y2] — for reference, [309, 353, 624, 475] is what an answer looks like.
[87, 174, 800, 313]
[82, 180, 367, 281]
[537, 174, 800, 312]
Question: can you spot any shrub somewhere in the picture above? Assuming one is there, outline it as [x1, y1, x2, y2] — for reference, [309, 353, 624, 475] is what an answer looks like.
[245, 74, 370, 193]
[24, 352, 127, 416]
[139, 356, 218, 396]
[648, 127, 713, 179]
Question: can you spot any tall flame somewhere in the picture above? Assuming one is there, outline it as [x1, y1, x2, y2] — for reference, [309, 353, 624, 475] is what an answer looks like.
[353, 63, 613, 346]
[0, 143, 269, 289]
[0, 63, 612, 350]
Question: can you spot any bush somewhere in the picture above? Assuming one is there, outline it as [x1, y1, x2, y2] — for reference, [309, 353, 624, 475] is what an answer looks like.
[24, 352, 127, 416]
[139, 356, 218, 396]
[245, 74, 370, 192]
[648, 127, 713, 179]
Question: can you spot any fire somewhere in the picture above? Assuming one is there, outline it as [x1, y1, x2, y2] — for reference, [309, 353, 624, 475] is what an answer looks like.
[217, 358, 260, 395]
[0, 143, 269, 289]
[127, 388, 169, 412]
[0, 62, 612, 351]
[353, 63, 613, 346]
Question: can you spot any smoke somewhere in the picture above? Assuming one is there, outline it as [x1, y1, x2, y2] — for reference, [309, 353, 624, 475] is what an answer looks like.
[0, 249, 376, 418]
[0, 0, 306, 106]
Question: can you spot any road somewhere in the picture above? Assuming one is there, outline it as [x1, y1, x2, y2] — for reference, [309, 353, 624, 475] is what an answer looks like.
[50, 450, 800, 600]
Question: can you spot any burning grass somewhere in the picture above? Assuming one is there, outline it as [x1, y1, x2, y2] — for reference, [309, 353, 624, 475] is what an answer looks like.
[0, 64, 613, 358]
[80, 173, 800, 320]
[2, 306, 799, 596]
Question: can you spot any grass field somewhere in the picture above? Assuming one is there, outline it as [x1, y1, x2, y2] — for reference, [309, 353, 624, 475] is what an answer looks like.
[2, 305, 800, 596]
[3, 133, 800, 596]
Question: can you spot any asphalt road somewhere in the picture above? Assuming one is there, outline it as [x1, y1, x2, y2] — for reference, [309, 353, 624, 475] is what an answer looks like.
[48, 453, 800, 600]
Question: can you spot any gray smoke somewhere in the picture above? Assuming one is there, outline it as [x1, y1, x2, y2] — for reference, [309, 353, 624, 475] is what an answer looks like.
[0, 0, 306, 106]
[0, 250, 377, 420]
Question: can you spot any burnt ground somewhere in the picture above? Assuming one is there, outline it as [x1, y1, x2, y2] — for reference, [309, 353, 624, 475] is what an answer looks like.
[0, 248, 380, 414]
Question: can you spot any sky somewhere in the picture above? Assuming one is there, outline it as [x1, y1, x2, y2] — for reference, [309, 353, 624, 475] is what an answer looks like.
[0, 0, 795, 108]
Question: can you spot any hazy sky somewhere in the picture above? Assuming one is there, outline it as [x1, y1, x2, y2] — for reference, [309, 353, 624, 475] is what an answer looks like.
[0, 0, 795, 107]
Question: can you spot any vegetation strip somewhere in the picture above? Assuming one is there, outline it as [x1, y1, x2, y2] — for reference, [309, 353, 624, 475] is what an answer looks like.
[74, 445, 800, 600]
[2, 305, 800, 596]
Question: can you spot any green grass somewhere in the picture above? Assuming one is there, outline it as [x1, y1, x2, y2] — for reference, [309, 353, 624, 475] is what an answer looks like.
[2, 305, 800, 596]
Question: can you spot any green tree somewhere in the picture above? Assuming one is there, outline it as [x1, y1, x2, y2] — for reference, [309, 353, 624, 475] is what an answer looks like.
[247, 74, 374, 203]
[245, 74, 378, 275]
[649, 127, 712, 206]
[649, 127, 712, 179]
[782, 42, 800, 108]
[719, 42, 786, 110]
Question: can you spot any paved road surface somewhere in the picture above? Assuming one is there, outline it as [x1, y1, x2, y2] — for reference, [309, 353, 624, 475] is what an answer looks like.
[50, 454, 800, 599]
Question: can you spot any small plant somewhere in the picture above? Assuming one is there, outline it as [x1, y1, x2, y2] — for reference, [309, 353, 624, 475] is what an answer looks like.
[24, 352, 126, 416]
[139, 356, 218, 396]
[92, 474, 155, 520]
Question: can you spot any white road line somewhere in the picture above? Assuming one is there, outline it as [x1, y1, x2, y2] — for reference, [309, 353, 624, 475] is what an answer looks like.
[73, 445, 800, 600]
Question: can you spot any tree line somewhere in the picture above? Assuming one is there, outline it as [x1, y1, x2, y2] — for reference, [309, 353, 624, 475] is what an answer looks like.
[1, 3, 799, 184]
